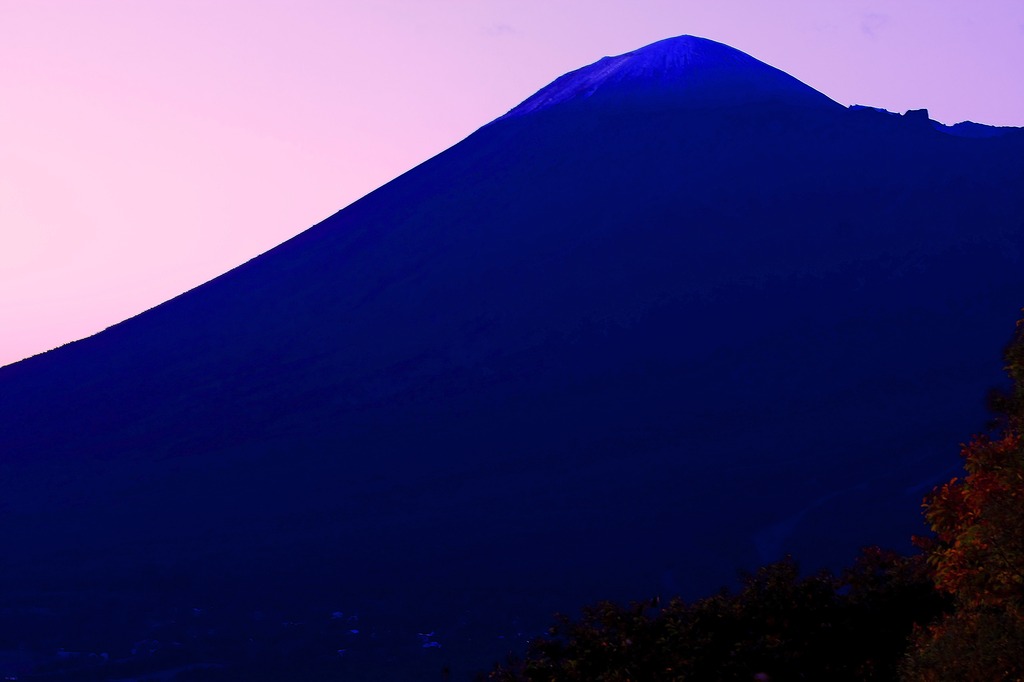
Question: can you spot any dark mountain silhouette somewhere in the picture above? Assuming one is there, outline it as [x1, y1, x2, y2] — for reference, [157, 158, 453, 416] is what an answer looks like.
[1, 35, 1022, 678]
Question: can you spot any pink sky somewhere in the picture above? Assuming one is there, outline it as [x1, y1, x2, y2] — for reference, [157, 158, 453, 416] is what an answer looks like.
[2, 1, 1022, 368]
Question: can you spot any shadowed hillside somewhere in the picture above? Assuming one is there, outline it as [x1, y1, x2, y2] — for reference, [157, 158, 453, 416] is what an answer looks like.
[1, 36, 1022, 678]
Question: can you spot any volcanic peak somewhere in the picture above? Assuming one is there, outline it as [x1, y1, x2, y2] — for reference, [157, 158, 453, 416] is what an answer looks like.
[500, 35, 839, 119]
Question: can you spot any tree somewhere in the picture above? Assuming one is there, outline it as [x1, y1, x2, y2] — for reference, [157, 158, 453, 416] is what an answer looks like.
[482, 553, 942, 682]
[903, 314, 1024, 681]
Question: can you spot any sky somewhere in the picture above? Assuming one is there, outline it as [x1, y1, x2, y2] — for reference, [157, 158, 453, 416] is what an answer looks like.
[2, 1, 1023, 368]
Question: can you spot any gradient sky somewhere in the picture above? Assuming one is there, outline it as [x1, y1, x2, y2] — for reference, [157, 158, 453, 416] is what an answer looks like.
[2, 1, 1022, 368]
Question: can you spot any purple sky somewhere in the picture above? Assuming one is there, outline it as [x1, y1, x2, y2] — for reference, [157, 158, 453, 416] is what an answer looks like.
[2, 1, 1022, 368]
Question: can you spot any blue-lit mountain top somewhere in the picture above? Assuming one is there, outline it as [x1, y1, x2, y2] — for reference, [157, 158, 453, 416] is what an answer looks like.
[500, 34, 840, 119]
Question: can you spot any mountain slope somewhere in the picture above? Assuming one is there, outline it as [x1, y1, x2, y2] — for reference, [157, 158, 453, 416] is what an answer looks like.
[1, 35, 1022, 677]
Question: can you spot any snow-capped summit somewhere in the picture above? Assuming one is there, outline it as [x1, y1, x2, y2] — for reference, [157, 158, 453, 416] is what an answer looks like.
[500, 35, 840, 119]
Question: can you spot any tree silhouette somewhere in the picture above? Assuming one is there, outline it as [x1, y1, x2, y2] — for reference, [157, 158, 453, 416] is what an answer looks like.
[903, 314, 1024, 681]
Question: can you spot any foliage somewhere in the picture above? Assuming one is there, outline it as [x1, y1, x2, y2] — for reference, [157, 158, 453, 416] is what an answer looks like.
[924, 433, 1024, 609]
[902, 315, 1024, 681]
[482, 552, 944, 682]
[902, 607, 1024, 682]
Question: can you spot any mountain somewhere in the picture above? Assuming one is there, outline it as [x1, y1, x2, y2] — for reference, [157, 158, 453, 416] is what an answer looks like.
[1, 35, 1022, 679]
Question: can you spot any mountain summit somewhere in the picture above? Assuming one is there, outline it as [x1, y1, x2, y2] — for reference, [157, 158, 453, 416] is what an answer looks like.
[501, 35, 840, 119]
